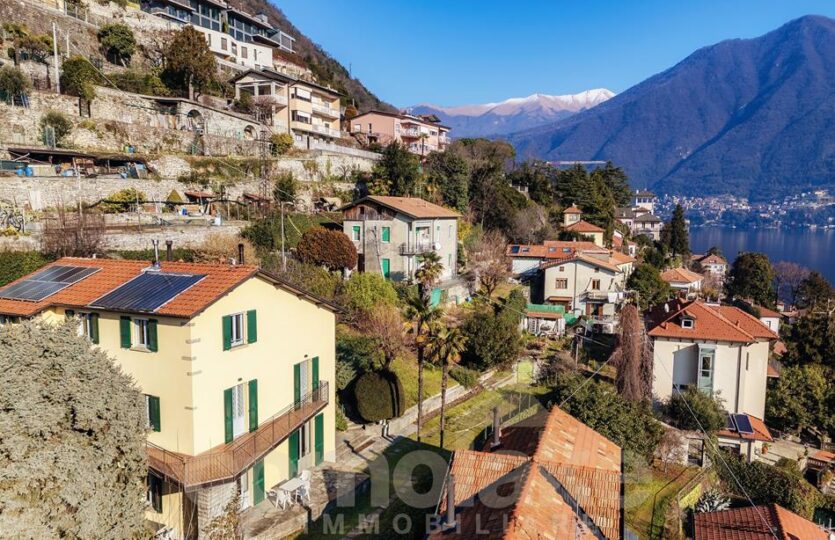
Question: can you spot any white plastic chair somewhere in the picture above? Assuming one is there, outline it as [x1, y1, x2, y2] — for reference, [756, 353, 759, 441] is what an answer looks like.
[296, 481, 311, 504]
[300, 470, 312, 482]
[273, 488, 292, 510]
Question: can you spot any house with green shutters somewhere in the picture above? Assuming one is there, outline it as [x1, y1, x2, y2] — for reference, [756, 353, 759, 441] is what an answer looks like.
[0, 257, 338, 539]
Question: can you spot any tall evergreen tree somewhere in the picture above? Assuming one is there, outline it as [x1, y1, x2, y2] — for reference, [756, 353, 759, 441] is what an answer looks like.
[591, 162, 631, 207]
[424, 149, 470, 212]
[161, 26, 216, 100]
[667, 204, 690, 257]
[371, 142, 422, 197]
[795, 271, 834, 309]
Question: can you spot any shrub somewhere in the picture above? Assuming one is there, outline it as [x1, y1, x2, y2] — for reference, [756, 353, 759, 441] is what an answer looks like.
[336, 332, 381, 374]
[107, 69, 169, 96]
[97, 24, 135, 65]
[271, 133, 294, 156]
[449, 366, 479, 389]
[338, 272, 398, 317]
[712, 450, 825, 518]
[272, 172, 296, 204]
[0, 65, 31, 98]
[296, 226, 357, 271]
[335, 407, 348, 431]
[0, 250, 51, 286]
[667, 387, 726, 432]
[40, 111, 73, 146]
[99, 187, 146, 213]
[60, 56, 100, 101]
[336, 357, 357, 392]
[354, 370, 405, 422]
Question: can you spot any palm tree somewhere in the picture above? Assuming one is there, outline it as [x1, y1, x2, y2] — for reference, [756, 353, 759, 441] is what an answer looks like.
[426, 325, 467, 449]
[415, 251, 443, 299]
[404, 290, 440, 442]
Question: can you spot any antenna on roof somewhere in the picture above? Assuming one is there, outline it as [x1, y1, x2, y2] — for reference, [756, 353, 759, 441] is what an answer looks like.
[151, 240, 160, 269]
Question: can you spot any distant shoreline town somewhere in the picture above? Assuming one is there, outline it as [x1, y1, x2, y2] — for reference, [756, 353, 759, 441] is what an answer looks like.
[657, 190, 835, 229]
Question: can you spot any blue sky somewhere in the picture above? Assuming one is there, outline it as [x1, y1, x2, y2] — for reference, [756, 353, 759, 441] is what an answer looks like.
[277, 1, 835, 107]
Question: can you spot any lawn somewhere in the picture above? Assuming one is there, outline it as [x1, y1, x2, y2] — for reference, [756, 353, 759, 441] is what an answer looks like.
[390, 355, 443, 410]
[624, 465, 701, 540]
[415, 384, 550, 450]
[295, 438, 450, 540]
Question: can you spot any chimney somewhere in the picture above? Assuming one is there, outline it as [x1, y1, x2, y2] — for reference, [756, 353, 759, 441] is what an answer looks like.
[445, 474, 456, 529]
[165, 240, 173, 262]
[491, 407, 501, 448]
[238, 243, 245, 265]
[152, 240, 160, 268]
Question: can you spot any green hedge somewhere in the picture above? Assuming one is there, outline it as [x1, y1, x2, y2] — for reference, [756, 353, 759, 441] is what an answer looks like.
[449, 366, 479, 389]
[354, 370, 405, 423]
[0, 251, 52, 286]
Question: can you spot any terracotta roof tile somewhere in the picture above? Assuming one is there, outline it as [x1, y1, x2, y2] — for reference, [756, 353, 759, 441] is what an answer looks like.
[564, 220, 605, 234]
[647, 300, 776, 343]
[697, 254, 727, 265]
[661, 267, 704, 285]
[0, 257, 334, 319]
[506, 241, 602, 259]
[811, 450, 835, 463]
[694, 503, 828, 540]
[345, 196, 460, 219]
[717, 414, 773, 443]
[563, 205, 583, 214]
[540, 253, 622, 274]
[431, 407, 622, 540]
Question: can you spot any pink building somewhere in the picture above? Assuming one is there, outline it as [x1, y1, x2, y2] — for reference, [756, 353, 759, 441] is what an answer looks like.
[349, 110, 451, 156]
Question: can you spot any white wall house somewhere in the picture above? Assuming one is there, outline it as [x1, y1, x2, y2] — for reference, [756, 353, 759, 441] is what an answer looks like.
[647, 300, 777, 419]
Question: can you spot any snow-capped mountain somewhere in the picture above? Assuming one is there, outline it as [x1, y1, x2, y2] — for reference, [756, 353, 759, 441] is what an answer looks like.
[409, 89, 614, 138]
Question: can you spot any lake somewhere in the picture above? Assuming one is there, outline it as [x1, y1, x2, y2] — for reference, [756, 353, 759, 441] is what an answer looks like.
[689, 227, 835, 284]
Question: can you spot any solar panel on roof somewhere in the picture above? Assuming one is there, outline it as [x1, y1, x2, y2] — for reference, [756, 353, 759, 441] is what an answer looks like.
[733, 414, 754, 434]
[0, 265, 100, 302]
[91, 271, 205, 313]
[510, 246, 520, 254]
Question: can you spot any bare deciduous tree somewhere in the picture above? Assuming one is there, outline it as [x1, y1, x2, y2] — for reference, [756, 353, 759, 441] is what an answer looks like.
[610, 303, 653, 402]
[655, 429, 686, 472]
[773, 261, 810, 305]
[467, 229, 509, 299]
[358, 304, 407, 369]
[41, 206, 105, 258]
[507, 205, 555, 244]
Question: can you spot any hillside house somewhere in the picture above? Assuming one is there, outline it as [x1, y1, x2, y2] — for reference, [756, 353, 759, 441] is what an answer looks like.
[694, 253, 728, 281]
[661, 267, 704, 294]
[429, 406, 624, 539]
[231, 69, 343, 146]
[615, 191, 663, 241]
[349, 110, 451, 155]
[647, 299, 777, 419]
[561, 204, 605, 247]
[141, 0, 294, 71]
[0, 257, 337, 539]
[341, 196, 459, 285]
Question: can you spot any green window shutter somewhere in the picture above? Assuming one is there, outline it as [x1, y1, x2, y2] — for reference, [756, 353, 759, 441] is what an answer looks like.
[223, 388, 233, 443]
[381, 226, 390, 242]
[222, 315, 232, 351]
[293, 363, 301, 406]
[90, 313, 99, 344]
[381, 258, 391, 279]
[314, 413, 324, 466]
[248, 379, 258, 432]
[288, 430, 299, 477]
[246, 310, 257, 344]
[253, 459, 265, 505]
[148, 319, 158, 352]
[149, 395, 161, 432]
[65, 309, 75, 320]
[120, 316, 131, 349]
[311, 357, 319, 391]
[352, 225, 360, 240]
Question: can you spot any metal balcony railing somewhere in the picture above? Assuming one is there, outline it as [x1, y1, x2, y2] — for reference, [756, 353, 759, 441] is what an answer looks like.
[147, 381, 328, 489]
[311, 103, 339, 118]
[400, 128, 420, 138]
[399, 241, 435, 255]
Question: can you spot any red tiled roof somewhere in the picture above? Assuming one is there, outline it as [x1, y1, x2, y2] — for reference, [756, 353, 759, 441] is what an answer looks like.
[609, 251, 636, 265]
[431, 407, 622, 540]
[696, 254, 727, 265]
[661, 267, 704, 285]
[540, 253, 622, 274]
[755, 305, 781, 318]
[184, 190, 216, 198]
[564, 219, 605, 234]
[647, 300, 777, 343]
[506, 241, 601, 259]
[0, 257, 338, 318]
[694, 503, 828, 540]
[717, 414, 773, 443]
[811, 450, 835, 463]
[344, 196, 459, 219]
[563, 204, 583, 214]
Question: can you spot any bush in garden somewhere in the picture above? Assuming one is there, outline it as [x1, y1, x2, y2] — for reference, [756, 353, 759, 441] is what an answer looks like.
[449, 366, 479, 389]
[270, 133, 294, 156]
[40, 111, 73, 146]
[354, 370, 405, 422]
[99, 188, 147, 214]
[667, 387, 726, 432]
[296, 226, 357, 271]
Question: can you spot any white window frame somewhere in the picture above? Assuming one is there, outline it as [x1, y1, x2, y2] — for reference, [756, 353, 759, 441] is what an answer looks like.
[352, 225, 361, 241]
[144, 395, 153, 429]
[230, 312, 245, 347]
[682, 318, 694, 329]
[135, 319, 150, 349]
[76, 312, 94, 339]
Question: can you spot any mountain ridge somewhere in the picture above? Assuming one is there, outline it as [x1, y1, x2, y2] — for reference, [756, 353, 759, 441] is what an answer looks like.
[507, 15, 835, 200]
[408, 89, 614, 138]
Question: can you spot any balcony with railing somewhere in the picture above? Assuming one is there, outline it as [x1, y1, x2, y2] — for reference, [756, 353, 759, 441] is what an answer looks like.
[400, 128, 420, 138]
[311, 123, 341, 138]
[311, 103, 340, 119]
[399, 240, 435, 255]
[147, 381, 329, 489]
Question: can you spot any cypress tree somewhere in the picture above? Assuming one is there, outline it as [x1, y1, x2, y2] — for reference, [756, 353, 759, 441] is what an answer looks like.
[668, 204, 690, 257]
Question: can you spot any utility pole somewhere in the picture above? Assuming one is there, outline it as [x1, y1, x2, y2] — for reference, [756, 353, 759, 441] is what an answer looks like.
[52, 23, 61, 94]
[280, 201, 286, 272]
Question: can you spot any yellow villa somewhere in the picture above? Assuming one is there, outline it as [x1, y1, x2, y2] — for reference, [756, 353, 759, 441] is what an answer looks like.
[0, 256, 338, 538]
